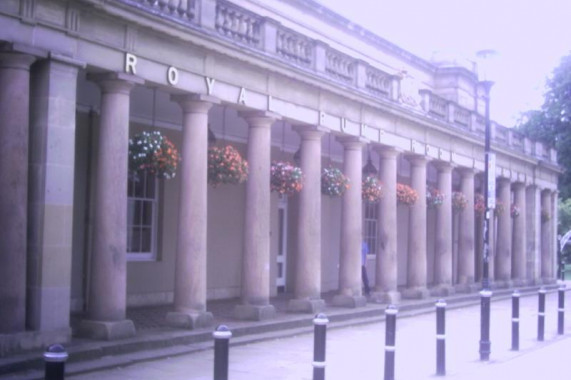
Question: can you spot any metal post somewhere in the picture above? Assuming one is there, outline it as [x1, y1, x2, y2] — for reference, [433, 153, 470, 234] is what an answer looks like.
[538, 287, 546, 341]
[558, 284, 565, 335]
[479, 289, 492, 360]
[384, 305, 398, 380]
[44, 344, 68, 380]
[213, 325, 232, 380]
[479, 78, 494, 362]
[313, 313, 329, 380]
[435, 300, 446, 376]
[511, 290, 520, 351]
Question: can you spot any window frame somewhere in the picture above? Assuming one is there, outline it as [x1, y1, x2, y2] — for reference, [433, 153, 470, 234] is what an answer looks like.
[126, 171, 159, 262]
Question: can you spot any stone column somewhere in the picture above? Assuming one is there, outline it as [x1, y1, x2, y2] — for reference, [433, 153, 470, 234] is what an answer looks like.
[79, 73, 142, 340]
[552, 191, 559, 281]
[27, 56, 83, 335]
[402, 155, 429, 299]
[526, 185, 541, 284]
[494, 177, 512, 287]
[166, 95, 219, 329]
[541, 189, 553, 281]
[431, 162, 454, 296]
[332, 137, 366, 308]
[371, 147, 400, 304]
[288, 127, 325, 313]
[234, 111, 280, 320]
[511, 182, 527, 285]
[457, 168, 478, 292]
[0, 52, 35, 333]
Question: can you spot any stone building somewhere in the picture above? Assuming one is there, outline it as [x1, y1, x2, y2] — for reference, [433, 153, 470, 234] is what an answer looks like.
[0, 0, 560, 355]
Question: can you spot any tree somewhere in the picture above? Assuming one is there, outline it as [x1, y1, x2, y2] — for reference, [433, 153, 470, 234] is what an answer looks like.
[516, 52, 571, 199]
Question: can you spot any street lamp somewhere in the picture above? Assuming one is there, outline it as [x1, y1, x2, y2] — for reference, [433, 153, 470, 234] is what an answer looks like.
[477, 49, 497, 362]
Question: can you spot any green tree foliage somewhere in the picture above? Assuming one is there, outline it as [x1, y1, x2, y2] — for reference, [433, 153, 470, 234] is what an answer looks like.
[559, 199, 571, 263]
[517, 53, 571, 198]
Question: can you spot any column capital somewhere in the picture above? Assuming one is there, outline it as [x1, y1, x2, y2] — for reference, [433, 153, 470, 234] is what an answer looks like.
[432, 160, 453, 173]
[404, 153, 428, 166]
[336, 136, 365, 150]
[87, 72, 144, 94]
[374, 145, 401, 158]
[172, 93, 220, 114]
[497, 177, 511, 187]
[239, 110, 281, 127]
[293, 125, 327, 140]
[0, 52, 36, 70]
[457, 166, 477, 177]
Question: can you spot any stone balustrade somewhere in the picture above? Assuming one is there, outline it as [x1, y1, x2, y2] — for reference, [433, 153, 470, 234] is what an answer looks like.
[276, 27, 313, 67]
[365, 66, 391, 98]
[120, 0, 196, 24]
[115, 0, 556, 164]
[215, 0, 261, 47]
[325, 49, 355, 84]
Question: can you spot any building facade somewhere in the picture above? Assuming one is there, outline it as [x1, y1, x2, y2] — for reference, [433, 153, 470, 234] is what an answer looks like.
[0, 0, 560, 355]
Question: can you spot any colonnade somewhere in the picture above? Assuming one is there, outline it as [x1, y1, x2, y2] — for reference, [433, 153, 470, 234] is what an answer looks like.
[0, 51, 559, 343]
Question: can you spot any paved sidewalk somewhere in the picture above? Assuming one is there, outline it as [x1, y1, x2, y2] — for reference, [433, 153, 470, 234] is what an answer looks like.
[67, 290, 569, 380]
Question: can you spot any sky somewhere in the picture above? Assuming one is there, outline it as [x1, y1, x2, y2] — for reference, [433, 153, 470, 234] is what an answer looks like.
[318, 0, 571, 126]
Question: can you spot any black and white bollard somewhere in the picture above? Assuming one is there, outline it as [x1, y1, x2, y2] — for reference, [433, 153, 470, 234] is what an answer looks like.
[479, 289, 492, 361]
[435, 300, 446, 376]
[558, 284, 566, 335]
[384, 305, 398, 380]
[511, 290, 520, 351]
[312, 313, 329, 380]
[44, 344, 68, 380]
[538, 287, 546, 341]
[213, 325, 232, 380]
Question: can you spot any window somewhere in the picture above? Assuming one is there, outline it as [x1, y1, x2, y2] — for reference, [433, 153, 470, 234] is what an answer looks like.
[363, 201, 378, 255]
[127, 171, 158, 261]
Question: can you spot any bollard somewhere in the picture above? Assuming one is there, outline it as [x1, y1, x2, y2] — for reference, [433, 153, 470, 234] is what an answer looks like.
[435, 300, 446, 376]
[44, 344, 68, 380]
[479, 289, 492, 361]
[511, 290, 520, 351]
[558, 284, 566, 335]
[538, 287, 546, 341]
[213, 325, 232, 380]
[312, 313, 329, 380]
[384, 305, 398, 380]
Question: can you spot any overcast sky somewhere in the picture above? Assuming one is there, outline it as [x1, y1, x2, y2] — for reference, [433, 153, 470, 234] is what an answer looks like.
[318, 0, 571, 126]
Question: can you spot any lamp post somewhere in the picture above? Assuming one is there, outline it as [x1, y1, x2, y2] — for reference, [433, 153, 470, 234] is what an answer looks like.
[477, 49, 497, 361]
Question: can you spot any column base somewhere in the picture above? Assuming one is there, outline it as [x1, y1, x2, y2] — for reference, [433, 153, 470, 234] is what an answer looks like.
[0, 328, 71, 357]
[370, 290, 401, 304]
[541, 278, 557, 285]
[510, 278, 528, 287]
[401, 286, 430, 300]
[455, 283, 480, 293]
[430, 285, 456, 297]
[331, 295, 367, 308]
[233, 304, 276, 321]
[166, 310, 213, 329]
[78, 319, 136, 341]
[287, 298, 325, 314]
[492, 280, 513, 289]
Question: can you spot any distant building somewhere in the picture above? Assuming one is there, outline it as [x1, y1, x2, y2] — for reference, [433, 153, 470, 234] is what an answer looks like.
[0, 0, 559, 355]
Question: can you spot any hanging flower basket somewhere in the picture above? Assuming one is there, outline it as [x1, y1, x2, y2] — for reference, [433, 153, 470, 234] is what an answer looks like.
[511, 204, 520, 218]
[426, 186, 444, 208]
[396, 183, 418, 206]
[541, 209, 551, 223]
[452, 191, 468, 212]
[270, 161, 303, 196]
[129, 130, 181, 180]
[362, 176, 383, 203]
[495, 200, 505, 217]
[474, 193, 485, 214]
[207, 145, 248, 187]
[321, 166, 350, 197]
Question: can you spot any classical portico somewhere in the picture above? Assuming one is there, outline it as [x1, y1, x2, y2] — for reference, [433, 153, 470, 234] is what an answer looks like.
[0, 0, 562, 355]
